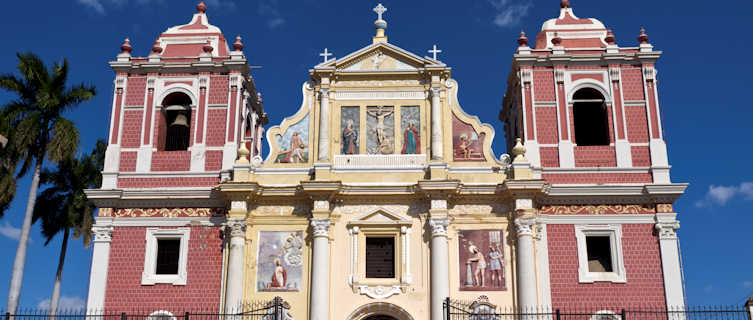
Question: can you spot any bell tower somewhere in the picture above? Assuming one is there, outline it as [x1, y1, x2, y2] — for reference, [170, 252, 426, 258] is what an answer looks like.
[100, 1, 265, 189]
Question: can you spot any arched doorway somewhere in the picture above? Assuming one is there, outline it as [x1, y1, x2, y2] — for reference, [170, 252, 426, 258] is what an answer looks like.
[347, 302, 414, 320]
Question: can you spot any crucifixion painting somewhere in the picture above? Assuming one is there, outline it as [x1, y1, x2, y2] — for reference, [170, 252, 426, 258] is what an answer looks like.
[367, 105, 394, 154]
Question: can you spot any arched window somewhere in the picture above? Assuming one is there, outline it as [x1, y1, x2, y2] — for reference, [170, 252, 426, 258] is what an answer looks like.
[161, 92, 192, 151]
[572, 88, 609, 146]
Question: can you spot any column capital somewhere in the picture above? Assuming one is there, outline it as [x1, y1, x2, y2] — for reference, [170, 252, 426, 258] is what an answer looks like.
[514, 217, 536, 237]
[225, 219, 248, 238]
[429, 218, 450, 238]
[310, 218, 331, 238]
[430, 86, 441, 96]
[319, 87, 331, 96]
[655, 221, 680, 240]
[92, 226, 114, 243]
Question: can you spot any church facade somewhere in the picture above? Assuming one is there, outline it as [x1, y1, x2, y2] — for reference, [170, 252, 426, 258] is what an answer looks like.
[85, 2, 688, 320]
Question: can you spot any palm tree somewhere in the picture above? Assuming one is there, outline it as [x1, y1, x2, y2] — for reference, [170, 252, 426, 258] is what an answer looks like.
[0, 52, 95, 313]
[33, 140, 105, 315]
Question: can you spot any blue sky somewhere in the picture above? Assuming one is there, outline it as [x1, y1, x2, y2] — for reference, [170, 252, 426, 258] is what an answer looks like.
[0, 0, 751, 310]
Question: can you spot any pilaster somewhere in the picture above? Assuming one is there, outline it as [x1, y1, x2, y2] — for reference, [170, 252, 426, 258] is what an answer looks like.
[655, 213, 684, 310]
[430, 86, 443, 161]
[224, 219, 247, 312]
[317, 86, 331, 162]
[86, 224, 114, 313]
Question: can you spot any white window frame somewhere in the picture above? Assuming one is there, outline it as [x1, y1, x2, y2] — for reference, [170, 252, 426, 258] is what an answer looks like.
[142, 227, 190, 285]
[574, 224, 626, 283]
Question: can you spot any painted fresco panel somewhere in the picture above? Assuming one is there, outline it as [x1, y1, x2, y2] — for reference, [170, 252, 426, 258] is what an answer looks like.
[367, 106, 395, 154]
[256, 231, 304, 292]
[452, 114, 486, 161]
[400, 106, 421, 154]
[458, 229, 506, 291]
[274, 114, 309, 163]
[341, 106, 360, 154]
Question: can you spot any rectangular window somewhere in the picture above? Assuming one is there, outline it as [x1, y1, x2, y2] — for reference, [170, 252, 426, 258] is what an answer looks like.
[365, 237, 395, 278]
[585, 236, 613, 272]
[155, 239, 181, 275]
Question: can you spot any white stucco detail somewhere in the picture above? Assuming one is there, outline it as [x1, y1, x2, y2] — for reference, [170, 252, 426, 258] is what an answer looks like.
[615, 140, 632, 168]
[141, 228, 191, 286]
[558, 140, 575, 168]
[574, 224, 626, 283]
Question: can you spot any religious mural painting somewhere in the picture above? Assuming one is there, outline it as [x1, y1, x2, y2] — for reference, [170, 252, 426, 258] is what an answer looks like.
[274, 114, 309, 163]
[367, 105, 395, 154]
[458, 230, 506, 291]
[400, 106, 421, 154]
[341, 106, 360, 154]
[256, 231, 304, 292]
[452, 114, 486, 161]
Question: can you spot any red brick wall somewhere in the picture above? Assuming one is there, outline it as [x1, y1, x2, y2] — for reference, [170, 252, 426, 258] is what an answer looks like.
[208, 76, 229, 105]
[117, 177, 219, 188]
[621, 68, 645, 101]
[535, 107, 558, 144]
[104, 226, 223, 313]
[571, 74, 604, 83]
[205, 150, 223, 171]
[121, 110, 143, 148]
[625, 106, 650, 143]
[119, 152, 137, 172]
[151, 151, 191, 171]
[533, 71, 555, 101]
[543, 173, 652, 184]
[547, 224, 666, 308]
[124, 77, 146, 106]
[206, 109, 228, 147]
[540, 147, 560, 168]
[153, 111, 167, 150]
[574, 146, 616, 167]
[631, 146, 651, 167]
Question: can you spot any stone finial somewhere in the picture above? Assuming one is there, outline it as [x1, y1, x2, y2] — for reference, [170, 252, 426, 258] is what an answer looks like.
[202, 41, 214, 54]
[605, 29, 616, 45]
[512, 138, 527, 163]
[551, 32, 562, 46]
[233, 35, 244, 51]
[638, 27, 649, 44]
[151, 41, 163, 54]
[256, 92, 263, 103]
[517, 30, 529, 47]
[120, 38, 133, 54]
[372, 3, 388, 44]
[560, 0, 570, 8]
[197, 1, 207, 13]
[236, 143, 250, 165]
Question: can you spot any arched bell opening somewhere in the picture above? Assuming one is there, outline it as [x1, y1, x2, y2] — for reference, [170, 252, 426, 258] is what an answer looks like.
[160, 92, 193, 151]
[572, 87, 610, 146]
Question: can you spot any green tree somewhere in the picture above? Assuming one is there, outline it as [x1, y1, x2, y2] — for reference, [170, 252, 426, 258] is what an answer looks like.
[0, 52, 95, 313]
[33, 140, 105, 315]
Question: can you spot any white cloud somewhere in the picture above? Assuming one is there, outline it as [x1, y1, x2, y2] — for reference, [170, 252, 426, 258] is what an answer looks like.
[37, 296, 86, 312]
[205, 0, 237, 11]
[78, 0, 106, 14]
[744, 281, 753, 288]
[0, 222, 22, 241]
[703, 284, 713, 293]
[258, 0, 285, 28]
[488, 0, 532, 27]
[696, 182, 753, 207]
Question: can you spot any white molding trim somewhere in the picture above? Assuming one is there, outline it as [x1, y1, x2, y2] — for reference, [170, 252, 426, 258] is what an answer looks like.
[535, 222, 552, 307]
[97, 217, 223, 227]
[574, 224, 626, 283]
[333, 90, 425, 101]
[142, 227, 191, 286]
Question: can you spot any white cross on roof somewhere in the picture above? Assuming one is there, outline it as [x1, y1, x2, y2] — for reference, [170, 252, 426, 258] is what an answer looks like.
[428, 44, 442, 61]
[373, 3, 387, 20]
[319, 48, 333, 63]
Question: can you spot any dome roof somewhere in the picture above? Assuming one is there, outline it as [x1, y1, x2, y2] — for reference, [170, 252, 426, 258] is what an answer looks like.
[534, 1, 608, 50]
[152, 1, 231, 57]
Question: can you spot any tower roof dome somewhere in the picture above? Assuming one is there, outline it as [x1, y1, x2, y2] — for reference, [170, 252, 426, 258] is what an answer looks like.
[534, 1, 608, 50]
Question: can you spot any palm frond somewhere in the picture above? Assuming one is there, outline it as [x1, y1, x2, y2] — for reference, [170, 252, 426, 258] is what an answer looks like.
[46, 117, 79, 162]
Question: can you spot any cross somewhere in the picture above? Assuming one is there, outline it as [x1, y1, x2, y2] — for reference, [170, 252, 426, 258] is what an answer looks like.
[428, 44, 442, 61]
[319, 48, 333, 63]
[373, 3, 387, 20]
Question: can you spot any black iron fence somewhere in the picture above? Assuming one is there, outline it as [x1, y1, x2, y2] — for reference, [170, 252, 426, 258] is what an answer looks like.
[2, 297, 292, 320]
[444, 298, 752, 320]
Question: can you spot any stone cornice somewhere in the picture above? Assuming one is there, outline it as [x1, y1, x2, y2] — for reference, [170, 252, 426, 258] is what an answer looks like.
[109, 58, 249, 75]
[540, 183, 688, 205]
[85, 188, 224, 208]
[513, 50, 662, 67]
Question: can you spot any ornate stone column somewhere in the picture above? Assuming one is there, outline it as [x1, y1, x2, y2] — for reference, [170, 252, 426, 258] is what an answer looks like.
[309, 217, 331, 320]
[86, 224, 114, 313]
[430, 87, 443, 160]
[224, 219, 247, 313]
[655, 213, 684, 311]
[317, 88, 331, 162]
[429, 197, 450, 320]
[514, 216, 537, 311]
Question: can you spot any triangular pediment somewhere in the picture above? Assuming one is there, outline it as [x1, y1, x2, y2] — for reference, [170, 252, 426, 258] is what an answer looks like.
[349, 208, 412, 225]
[315, 42, 443, 73]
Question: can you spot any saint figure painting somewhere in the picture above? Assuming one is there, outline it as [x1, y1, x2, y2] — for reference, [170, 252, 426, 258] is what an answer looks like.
[452, 114, 486, 161]
[274, 114, 309, 163]
[458, 229, 506, 291]
[401, 106, 421, 154]
[256, 231, 304, 292]
[341, 106, 360, 154]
